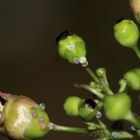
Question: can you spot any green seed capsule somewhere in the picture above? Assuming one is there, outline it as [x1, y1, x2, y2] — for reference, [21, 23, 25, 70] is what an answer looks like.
[114, 19, 139, 48]
[24, 107, 50, 139]
[0, 92, 50, 140]
[129, 0, 140, 23]
[104, 93, 131, 121]
[56, 31, 87, 64]
[78, 99, 97, 121]
[124, 68, 140, 90]
[63, 96, 82, 116]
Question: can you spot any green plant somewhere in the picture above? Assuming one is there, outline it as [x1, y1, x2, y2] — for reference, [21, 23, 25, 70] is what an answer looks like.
[1, 0, 140, 140]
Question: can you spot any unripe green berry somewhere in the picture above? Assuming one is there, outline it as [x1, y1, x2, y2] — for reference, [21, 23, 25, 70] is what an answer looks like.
[56, 31, 87, 64]
[114, 19, 139, 48]
[78, 99, 97, 121]
[104, 93, 131, 121]
[63, 96, 82, 116]
[129, 0, 140, 23]
[124, 68, 140, 90]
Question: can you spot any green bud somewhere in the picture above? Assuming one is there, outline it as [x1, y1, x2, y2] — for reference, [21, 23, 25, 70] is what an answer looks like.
[129, 0, 140, 23]
[0, 92, 50, 140]
[114, 19, 139, 48]
[90, 81, 100, 89]
[63, 96, 81, 116]
[96, 67, 106, 77]
[78, 99, 97, 121]
[124, 68, 140, 90]
[56, 31, 87, 64]
[104, 93, 131, 121]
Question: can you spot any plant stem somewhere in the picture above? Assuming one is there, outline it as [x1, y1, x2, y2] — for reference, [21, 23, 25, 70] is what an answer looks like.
[74, 84, 104, 99]
[49, 123, 134, 139]
[96, 68, 113, 95]
[103, 84, 113, 95]
[125, 111, 140, 129]
[118, 79, 127, 93]
[51, 123, 89, 134]
[111, 131, 134, 139]
[85, 67, 100, 85]
[133, 45, 140, 59]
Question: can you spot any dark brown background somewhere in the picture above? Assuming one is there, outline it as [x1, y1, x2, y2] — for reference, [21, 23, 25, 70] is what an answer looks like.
[0, 0, 139, 140]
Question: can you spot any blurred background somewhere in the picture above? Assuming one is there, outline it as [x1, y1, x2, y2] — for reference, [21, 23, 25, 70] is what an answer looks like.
[0, 0, 139, 139]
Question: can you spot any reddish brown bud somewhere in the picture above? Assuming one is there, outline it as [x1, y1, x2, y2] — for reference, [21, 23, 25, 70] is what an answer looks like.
[129, 0, 140, 23]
